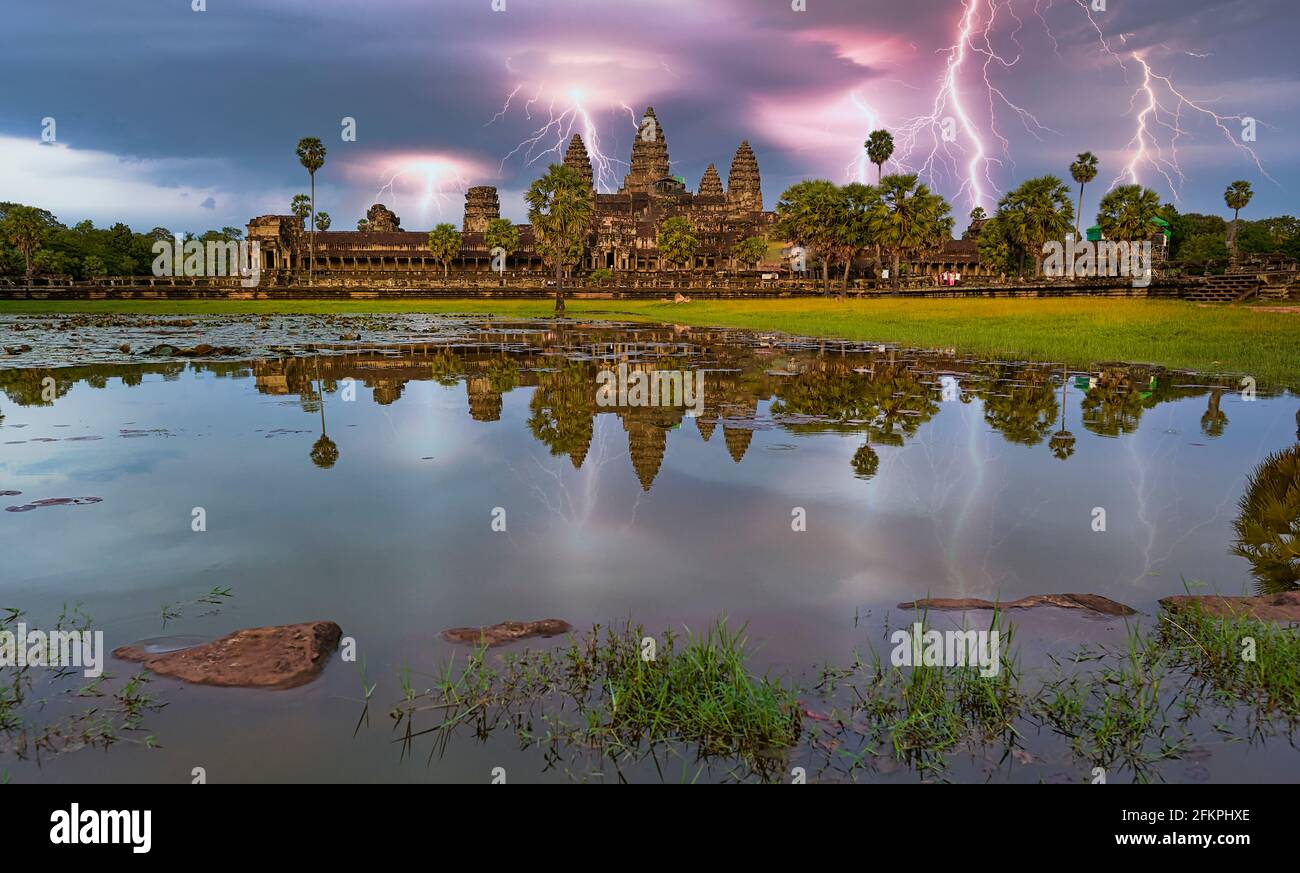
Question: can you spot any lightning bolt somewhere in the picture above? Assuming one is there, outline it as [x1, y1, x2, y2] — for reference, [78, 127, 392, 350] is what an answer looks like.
[842, 0, 1268, 210]
[490, 79, 636, 193]
[1068, 0, 1271, 198]
[373, 160, 472, 220]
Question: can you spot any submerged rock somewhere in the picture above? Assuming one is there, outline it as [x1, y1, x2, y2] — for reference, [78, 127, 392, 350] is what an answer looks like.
[5, 496, 103, 512]
[897, 593, 1137, 617]
[141, 343, 242, 358]
[442, 618, 572, 647]
[113, 621, 342, 688]
[1159, 591, 1300, 623]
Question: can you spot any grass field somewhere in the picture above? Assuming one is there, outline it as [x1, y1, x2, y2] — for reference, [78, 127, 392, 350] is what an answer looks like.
[3, 297, 1297, 386]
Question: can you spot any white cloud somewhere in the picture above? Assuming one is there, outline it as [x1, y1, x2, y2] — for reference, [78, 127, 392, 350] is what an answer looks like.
[0, 136, 293, 231]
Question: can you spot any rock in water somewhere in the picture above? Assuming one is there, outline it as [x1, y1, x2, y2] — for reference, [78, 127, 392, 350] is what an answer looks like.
[113, 621, 342, 688]
[442, 618, 572, 647]
[897, 593, 1137, 617]
[1159, 592, 1300, 623]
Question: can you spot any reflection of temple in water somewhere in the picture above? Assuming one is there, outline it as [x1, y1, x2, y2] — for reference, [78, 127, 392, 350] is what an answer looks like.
[3, 324, 1272, 493]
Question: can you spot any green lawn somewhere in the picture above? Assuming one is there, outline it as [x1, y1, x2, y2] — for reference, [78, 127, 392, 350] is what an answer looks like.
[3, 297, 1297, 387]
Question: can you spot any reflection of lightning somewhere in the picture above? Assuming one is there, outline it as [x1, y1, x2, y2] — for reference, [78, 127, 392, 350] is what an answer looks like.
[491, 81, 635, 193]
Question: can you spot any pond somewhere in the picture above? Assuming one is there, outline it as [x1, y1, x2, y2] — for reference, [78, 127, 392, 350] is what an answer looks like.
[1, 315, 1296, 783]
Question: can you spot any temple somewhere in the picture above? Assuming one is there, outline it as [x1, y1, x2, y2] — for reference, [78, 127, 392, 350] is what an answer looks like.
[247, 106, 779, 281]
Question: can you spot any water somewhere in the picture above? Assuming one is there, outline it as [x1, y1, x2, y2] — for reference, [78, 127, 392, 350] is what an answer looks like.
[1, 316, 1296, 782]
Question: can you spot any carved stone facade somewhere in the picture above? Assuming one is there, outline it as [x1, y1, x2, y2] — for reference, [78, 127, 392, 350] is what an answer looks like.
[462, 186, 500, 234]
[365, 204, 401, 233]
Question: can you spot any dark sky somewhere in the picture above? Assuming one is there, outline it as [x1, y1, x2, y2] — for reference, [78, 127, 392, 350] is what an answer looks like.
[2, 0, 1294, 233]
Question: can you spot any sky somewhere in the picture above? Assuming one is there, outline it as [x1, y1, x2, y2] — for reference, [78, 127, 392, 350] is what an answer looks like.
[1, 0, 1295, 234]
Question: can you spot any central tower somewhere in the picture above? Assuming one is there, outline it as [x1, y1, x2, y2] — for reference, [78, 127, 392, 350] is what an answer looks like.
[620, 106, 670, 194]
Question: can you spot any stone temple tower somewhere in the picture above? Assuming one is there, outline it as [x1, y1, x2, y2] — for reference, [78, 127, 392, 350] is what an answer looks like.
[563, 134, 595, 191]
[462, 186, 500, 234]
[621, 106, 670, 194]
[726, 140, 762, 213]
[698, 163, 724, 197]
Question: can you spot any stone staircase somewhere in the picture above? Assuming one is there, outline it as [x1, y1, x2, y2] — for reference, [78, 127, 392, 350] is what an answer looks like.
[1183, 274, 1262, 303]
[1257, 271, 1300, 302]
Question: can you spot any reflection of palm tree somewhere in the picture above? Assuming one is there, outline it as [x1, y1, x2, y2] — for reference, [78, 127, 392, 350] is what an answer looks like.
[979, 364, 1058, 446]
[1200, 388, 1228, 439]
[851, 444, 879, 479]
[310, 361, 338, 469]
[1231, 446, 1299, 594]
[1049, 367, 1075, 461]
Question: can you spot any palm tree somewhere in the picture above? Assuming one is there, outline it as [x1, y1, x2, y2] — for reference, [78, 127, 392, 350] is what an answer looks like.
[1096, 184, 1162, 242]
[1231, 446, 1300, 593]
[1069, 151, 1099, 239]
[484, 218, 520, 285]
[878, 174, 953, 288]
[865, 130, 894, 183]
[295, 137, 327, 284]
[314, 211, 331, 232]
[427, 223, 461, 282]
[775, 179, 845, 293]
[1224, 180, 1253, 260]
[1, 205, 54, 286]
[834, 183, 885, 295]
[526, 163, 593, 314]
[996, 176, 1074, 275]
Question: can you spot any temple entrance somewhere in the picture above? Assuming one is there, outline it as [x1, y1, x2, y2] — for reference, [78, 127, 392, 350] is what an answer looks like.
[605, 251, 615, 269]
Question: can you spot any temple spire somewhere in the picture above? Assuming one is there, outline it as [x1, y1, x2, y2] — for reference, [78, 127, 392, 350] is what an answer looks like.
[563, 134, 594, 191]
[698, 163, 723, 197]
[726, 140, 762, 212]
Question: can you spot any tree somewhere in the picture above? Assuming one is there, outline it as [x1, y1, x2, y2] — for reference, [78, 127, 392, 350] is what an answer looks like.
[877, 174, 953, 288]
[1224, 180, 1253, 259]
[526, 163, 593, 314]
[356, 218, 370, 232]
[832, 183, 886, 294]
[484, 217, 519, 255]
[484, 218, 520, 284]
[996, 176, 1074, 274]
[427, 223, 461, 281]
[1069, 151, 1099, 239]
[732, 235, 768, 269]
[1096, 184, 1162, 242]
[314, 211, 331, 232]
[776, 179, 842, 292]
[975, 212, 1020, 276]
[969, 207, 987, 223]
[83, 255, 107, 278]
[865, 130, 894, 183]
[290, 195, 310, 225]
[657, 216, 699, 271]
[295, 137, 327, 284]
[1232, 446, 1300, 594]
[1, 205, 55, 284]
